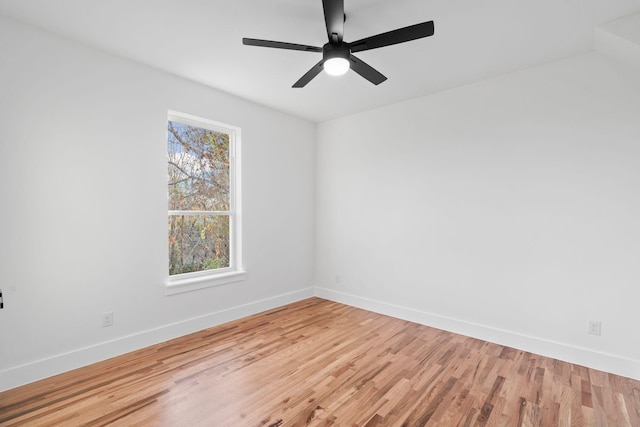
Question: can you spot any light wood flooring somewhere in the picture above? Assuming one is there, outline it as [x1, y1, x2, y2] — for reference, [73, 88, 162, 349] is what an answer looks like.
[1, 297, 639, 426]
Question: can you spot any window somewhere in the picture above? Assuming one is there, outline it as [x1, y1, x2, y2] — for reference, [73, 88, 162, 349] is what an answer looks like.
[166, 111, 244, 294]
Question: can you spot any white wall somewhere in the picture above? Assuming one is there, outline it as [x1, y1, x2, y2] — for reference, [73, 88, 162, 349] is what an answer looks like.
[0, 16, 315, 391]
[316, 52, 640, 380]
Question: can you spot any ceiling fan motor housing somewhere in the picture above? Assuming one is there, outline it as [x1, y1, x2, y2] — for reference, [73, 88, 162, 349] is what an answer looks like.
[323, 42, 350, 62]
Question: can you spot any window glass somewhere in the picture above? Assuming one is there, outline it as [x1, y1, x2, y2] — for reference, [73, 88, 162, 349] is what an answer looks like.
[167, 113, 240, 283]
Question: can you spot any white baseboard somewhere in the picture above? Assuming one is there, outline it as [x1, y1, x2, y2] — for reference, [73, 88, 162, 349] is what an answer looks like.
[314, 287, 640, 381]
[4, 285, 638, 393]
[0, 287, 314, 392]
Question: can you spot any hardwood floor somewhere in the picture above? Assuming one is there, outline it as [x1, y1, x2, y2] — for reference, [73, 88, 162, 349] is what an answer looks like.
[1, 298, 639, 426]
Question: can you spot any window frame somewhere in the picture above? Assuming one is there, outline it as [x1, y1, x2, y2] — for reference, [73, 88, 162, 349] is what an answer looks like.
[165, 111, 244, 295]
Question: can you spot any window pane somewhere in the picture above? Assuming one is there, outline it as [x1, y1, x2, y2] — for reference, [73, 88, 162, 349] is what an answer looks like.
[168, 121, 230, 211]
[168, 215, 230, 275]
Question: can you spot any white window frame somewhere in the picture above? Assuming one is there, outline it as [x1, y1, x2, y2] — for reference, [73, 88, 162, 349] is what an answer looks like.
[166, 111, 245, 295]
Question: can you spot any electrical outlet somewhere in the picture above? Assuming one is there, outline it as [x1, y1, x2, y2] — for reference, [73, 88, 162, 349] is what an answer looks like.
[588, 320, 601, 336]
[102, 312, 114, 328]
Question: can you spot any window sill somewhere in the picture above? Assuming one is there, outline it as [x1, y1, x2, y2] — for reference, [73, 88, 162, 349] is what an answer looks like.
[165, 270, 246, 295]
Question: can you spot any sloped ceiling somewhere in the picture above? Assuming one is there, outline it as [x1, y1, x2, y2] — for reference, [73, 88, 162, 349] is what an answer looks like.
[596, 12, 640, 69]
[1, 0, 639, 122]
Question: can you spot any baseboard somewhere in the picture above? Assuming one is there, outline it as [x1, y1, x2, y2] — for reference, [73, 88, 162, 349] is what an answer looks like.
[0, 287, 314, 392]
[4, 285, 637, 393]
[315, 287, 640, 381]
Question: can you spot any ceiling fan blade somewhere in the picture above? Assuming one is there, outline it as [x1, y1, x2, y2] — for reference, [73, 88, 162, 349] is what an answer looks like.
[243, 38, 322, 53]
[349, 55, 387, 85]
[322, 0, 344, 43]
[350, 21, 434, 53]
[293, 60, 325, 88]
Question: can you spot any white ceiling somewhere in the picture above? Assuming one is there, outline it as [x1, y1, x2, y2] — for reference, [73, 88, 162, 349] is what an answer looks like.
[1, 0, 640, 122]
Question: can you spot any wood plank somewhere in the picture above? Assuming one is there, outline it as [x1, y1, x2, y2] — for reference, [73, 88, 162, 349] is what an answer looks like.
[1, 297, 639, 426]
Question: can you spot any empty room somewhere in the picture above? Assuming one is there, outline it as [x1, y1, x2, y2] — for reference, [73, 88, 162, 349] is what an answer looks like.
[1, 0, 640, 425]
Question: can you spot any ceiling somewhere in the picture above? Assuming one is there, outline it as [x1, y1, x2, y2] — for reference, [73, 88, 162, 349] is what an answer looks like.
[1, 0, 640, 123]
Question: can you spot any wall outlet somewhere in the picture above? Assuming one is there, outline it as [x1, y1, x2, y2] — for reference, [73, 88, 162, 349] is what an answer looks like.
[102, 311, 114, 328]
[588, 320, 601, 336]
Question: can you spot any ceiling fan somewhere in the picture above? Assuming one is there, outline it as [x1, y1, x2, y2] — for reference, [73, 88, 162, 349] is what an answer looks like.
[242, 0, 434, 88]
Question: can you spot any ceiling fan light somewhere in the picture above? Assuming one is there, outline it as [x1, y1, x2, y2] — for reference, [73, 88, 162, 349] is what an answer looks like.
[323, 57, 350, 76]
